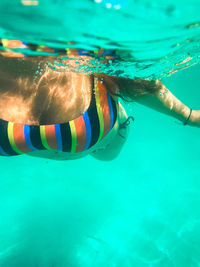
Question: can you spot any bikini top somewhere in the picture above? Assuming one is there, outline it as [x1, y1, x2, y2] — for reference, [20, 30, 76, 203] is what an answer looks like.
[0, 77, 118, 156]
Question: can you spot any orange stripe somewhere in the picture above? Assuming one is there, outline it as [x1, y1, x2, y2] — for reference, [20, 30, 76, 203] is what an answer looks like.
[2, 39, 27, 49]
[68, 49, 80, 56]
[97, 80, 111, 137]
[0, 52, 25, 58]
[44, 125, 58, 150]
[74, 116, 86, 152]
[13, 123, 32, 153]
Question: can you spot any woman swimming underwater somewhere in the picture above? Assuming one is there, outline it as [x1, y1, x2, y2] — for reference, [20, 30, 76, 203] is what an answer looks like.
[0, 51, 200, 161]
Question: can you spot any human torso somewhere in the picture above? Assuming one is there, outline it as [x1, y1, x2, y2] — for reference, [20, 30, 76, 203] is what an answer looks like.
[0, 56, 119, 157]
[0, 56, 93, 125]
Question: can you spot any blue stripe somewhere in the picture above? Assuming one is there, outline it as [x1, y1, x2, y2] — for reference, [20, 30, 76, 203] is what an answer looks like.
[24, 125, 37, 151]
[107, 92, 114, 131]
[55, 124, 63, 151]
[0, 145, 10, 156]
[83, 111, 91, 150]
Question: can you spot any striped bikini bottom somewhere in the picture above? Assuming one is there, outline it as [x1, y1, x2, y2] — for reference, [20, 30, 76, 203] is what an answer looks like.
[0, 77, 118, 156]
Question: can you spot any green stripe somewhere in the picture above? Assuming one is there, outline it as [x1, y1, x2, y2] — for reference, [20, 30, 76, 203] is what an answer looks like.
[69, 121, 77, 153]
[7, 122, 23, 154]
[40, 126, 52, 150]
[94, 78, 104, 142]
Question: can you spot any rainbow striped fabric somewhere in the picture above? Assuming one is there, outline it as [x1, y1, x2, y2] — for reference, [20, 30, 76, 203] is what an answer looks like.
[0, 77, 118, 156]
[0, 39, 119, 61]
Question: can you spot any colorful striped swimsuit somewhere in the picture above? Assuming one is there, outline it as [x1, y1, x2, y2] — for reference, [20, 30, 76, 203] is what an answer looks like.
[0, 77, 118, 156]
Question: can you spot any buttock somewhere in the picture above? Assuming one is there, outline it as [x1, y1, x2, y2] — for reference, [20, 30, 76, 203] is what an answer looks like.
[26, 116, 119, 160]
[26, 102, 129, 161]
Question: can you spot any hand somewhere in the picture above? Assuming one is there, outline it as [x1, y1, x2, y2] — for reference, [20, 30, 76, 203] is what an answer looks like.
[188, 110, 200, 128]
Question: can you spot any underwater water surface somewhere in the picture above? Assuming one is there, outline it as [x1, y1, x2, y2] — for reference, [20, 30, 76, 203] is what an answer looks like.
[0, 0, 200, 266]
[0, 0, 200, 78]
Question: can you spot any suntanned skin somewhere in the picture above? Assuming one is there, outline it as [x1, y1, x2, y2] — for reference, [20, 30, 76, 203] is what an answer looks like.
[0, 56, 199, 128]
[0, 56, 199, 161]
[0, 56, 93, 125]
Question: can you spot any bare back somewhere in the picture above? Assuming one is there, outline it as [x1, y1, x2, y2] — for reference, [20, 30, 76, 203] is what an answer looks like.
[0, 56, 92, 125]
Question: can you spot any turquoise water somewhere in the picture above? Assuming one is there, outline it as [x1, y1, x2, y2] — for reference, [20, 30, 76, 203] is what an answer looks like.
[1, 1, 200, 266]
[0, 64, 200, 266]
[1, 0, 200, 78]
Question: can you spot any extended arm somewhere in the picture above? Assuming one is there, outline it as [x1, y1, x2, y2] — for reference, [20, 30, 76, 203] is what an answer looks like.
[134, 81, 193, 125]
[134, 80, 200, 127]
[113, 77, 200, 127]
